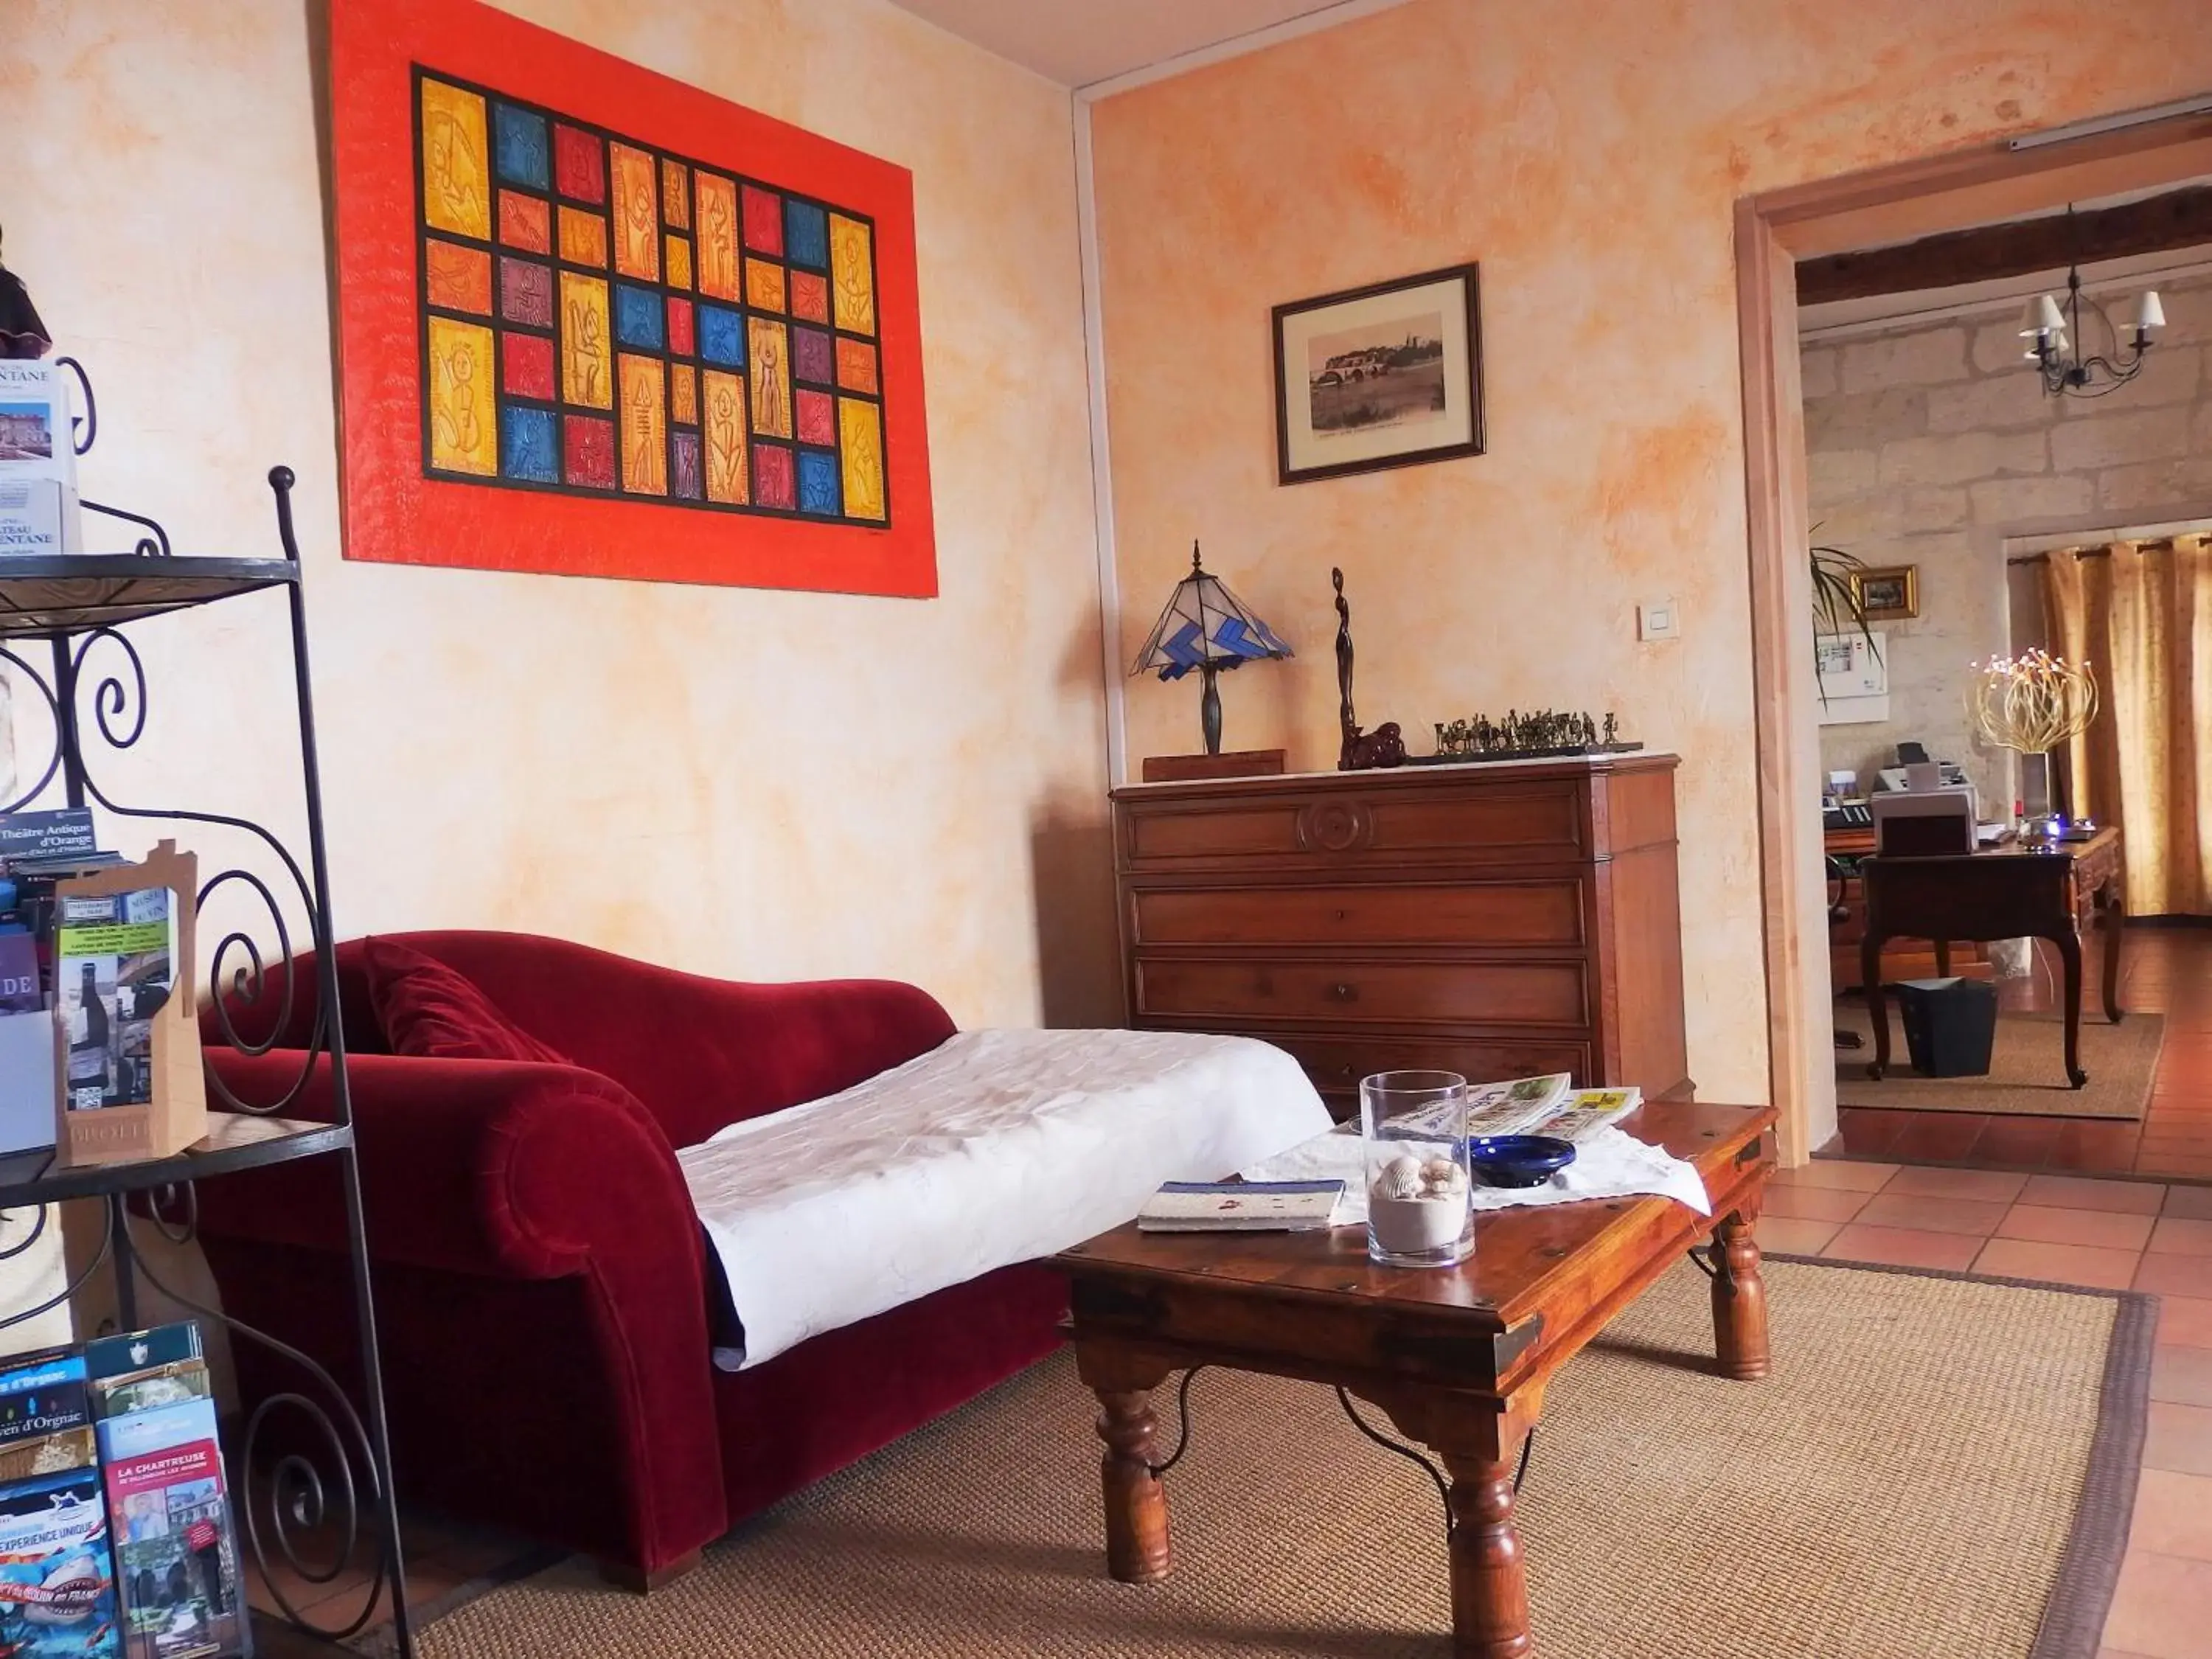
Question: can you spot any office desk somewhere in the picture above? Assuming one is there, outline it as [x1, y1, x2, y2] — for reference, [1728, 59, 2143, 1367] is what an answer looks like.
[1860, 826, 2125, 1089]
[1825, 823, 1991, 989]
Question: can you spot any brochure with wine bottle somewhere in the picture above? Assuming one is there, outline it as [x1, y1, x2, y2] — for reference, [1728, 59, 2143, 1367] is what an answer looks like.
[55, 886, 175, 1113]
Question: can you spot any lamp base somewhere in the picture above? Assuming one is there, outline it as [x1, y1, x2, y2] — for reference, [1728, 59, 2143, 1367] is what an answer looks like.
[1141, 749, 1287, 784]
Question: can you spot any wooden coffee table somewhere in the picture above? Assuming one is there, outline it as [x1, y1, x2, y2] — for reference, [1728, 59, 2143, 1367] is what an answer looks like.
[1055, 1099, 1777, 1658]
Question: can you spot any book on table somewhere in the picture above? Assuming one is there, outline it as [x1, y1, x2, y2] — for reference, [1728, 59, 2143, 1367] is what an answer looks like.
[1138, 1179, 1348, 1232]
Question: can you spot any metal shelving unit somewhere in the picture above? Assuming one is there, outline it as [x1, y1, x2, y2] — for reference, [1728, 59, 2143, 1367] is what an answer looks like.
[0, 466, 412, 1654]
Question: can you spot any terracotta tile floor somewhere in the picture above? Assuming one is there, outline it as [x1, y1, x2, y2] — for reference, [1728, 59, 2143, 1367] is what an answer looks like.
[1773, 1157, 2212, 1656]
[1831, 928, 2212, 1180]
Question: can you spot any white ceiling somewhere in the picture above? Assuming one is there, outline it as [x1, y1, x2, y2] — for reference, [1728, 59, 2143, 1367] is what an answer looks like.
[886, 0, 1398, 88]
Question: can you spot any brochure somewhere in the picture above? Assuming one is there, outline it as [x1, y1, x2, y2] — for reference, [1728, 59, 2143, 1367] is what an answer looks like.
[86, 1326, 251, 1659]
[0, 361, 80, 556]
[55, 886, 175, 1112]
[0, 1466, 120, 1658]
[0, 810, 100, 868]
[0, 1349, 119, 1659]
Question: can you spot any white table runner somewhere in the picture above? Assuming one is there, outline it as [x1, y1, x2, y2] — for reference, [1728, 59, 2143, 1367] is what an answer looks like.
[1241, 1123, 1711, 1224]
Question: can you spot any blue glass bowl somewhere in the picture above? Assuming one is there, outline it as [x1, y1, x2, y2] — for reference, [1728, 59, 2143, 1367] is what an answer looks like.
[1466, 1135, 1577, 1188]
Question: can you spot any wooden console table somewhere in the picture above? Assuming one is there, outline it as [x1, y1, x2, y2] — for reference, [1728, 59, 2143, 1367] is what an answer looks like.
[1860, 825, 2125, 1088]
[1059, 1099, 1776, 1658]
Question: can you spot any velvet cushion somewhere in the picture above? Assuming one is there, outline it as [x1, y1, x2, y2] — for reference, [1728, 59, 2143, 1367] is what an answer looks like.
[361, 936, 569, 1065]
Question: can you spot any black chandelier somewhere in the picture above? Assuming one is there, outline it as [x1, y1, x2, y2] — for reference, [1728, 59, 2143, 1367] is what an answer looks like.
[2019, 206, 2165, 398]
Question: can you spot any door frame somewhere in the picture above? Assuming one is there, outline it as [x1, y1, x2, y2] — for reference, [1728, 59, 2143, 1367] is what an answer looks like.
[1734, 110, 2212, 1161]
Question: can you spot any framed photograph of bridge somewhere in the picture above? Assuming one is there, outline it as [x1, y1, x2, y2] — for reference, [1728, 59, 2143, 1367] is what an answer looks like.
[1272, 263, 1484, 485]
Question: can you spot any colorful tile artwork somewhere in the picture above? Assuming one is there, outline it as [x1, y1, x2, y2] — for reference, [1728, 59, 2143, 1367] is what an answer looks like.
[414, 67, 887, 524]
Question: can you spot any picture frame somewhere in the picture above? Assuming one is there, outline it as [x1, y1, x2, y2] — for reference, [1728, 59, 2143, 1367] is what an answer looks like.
[327, 0, 938, 597]
[1850, 564, 1919, 622]
[1273, 263, 1485, 486]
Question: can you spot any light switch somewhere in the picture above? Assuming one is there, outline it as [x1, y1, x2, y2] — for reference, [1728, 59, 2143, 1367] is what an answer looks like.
[1638, 598, 1680, 641]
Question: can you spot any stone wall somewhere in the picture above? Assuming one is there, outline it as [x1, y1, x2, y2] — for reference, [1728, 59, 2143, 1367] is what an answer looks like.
[1802, 269, 2212, 810]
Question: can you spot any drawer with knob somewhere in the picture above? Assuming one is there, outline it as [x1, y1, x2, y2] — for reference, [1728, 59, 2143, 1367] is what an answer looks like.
[1118, 782, 1586, 870]
[1131, 956, 1588, 1028]
[1127, 880, 1587, 949]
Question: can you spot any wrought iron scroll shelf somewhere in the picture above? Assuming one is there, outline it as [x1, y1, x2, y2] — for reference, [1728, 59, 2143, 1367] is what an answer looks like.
[0, 434, 414, 1653]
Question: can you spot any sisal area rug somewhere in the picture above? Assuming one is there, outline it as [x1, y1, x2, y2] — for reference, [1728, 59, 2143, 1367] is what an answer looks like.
[1833, 1006, 2163, 1119]
[375, 1260, 2149, 1659]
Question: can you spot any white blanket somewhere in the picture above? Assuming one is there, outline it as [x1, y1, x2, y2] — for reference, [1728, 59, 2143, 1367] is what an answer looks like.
[676, 1029, 1331, 1369]
[1242, 1124, 1711, 1223]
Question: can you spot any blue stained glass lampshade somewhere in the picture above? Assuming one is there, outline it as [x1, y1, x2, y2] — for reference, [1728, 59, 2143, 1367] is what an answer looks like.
[1130, 543, 1293, 681]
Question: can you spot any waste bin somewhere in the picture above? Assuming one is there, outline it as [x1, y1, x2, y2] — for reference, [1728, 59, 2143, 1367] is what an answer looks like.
[1894, 977, 1999, 1078]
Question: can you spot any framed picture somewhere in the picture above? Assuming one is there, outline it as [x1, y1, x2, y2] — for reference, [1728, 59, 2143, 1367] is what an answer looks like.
[1273, 264, 1485, 486]
[1851, 565, 1919, 622]
[327, 0, 937, 596]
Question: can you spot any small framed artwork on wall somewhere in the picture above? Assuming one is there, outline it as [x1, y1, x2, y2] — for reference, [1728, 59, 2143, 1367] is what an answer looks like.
[1851, 565, 1920, 622]
[1272, 263, 1484, 486]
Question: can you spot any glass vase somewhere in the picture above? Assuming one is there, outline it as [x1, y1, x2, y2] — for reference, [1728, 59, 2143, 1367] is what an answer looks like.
[1360, 1070, 1472, 1267]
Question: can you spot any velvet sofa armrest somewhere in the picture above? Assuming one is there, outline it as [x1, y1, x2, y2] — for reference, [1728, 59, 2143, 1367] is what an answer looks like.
[196, 1051, 702, 1286]
[195, 1048, 731, 1571]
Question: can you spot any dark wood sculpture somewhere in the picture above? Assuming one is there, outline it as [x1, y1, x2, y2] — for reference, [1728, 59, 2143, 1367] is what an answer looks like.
[1332, 566, 1403, 771]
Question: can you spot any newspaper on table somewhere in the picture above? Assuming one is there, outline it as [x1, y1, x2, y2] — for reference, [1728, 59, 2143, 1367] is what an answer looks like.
[1390, 1076, 1644, 1144]
[1463, 1073, 1573, 1136]
[1537, 1087, 1644, 1142]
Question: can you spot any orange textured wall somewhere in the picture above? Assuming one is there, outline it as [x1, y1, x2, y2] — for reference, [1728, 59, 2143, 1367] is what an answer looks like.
[4, 0, 1116, 1031]
[1088, 0, 2212, 1108]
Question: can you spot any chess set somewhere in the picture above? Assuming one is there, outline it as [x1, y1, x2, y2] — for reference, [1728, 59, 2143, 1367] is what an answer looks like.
[1331, 568, 1643, 771]
[1414, 709, 1644, 765]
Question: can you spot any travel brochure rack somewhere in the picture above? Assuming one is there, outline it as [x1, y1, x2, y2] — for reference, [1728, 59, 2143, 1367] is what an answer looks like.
[0, 462, 414, 1655]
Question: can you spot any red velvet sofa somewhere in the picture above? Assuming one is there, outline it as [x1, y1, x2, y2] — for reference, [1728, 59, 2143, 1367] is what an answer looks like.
[190, 931, 1067, 1583]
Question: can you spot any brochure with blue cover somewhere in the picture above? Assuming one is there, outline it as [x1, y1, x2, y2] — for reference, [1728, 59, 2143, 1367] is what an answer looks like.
[86, 1326, 250, 1659]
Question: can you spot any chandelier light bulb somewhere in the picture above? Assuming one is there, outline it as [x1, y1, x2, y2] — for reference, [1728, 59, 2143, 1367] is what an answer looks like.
[2133, 290, 2166, 331]
[2021, 293, 2067, 336]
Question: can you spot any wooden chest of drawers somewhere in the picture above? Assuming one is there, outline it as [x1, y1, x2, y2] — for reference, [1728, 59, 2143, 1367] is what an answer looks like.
[1111, 756, 1691, 1112]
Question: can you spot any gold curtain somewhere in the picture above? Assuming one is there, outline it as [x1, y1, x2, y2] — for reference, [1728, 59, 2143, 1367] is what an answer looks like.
[2045, 534, 2212, 916]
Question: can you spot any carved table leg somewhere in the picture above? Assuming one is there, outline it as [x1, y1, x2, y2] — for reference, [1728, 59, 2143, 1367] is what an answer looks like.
[2100, 879, 2126, 1024]
[2054, 928, 2088, 1088]
[1372, 1389, 1541, 1659]
[1862, 932, 1891, 1079]
[1710, 1211, 1771, 1381]
[1093, 1386, 1172, 1583]
[1439, 1439, 1533, 1658]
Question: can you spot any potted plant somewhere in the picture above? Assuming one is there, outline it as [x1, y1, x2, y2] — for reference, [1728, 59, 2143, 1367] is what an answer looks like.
[1810, 537, 1879, 706]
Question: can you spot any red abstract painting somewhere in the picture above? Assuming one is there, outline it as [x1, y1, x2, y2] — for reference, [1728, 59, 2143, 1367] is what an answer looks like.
[329, 0, 936, 596]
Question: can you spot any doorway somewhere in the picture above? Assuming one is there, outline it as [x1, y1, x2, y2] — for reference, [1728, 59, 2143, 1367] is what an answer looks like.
[1733, 105, 2212, 1174]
